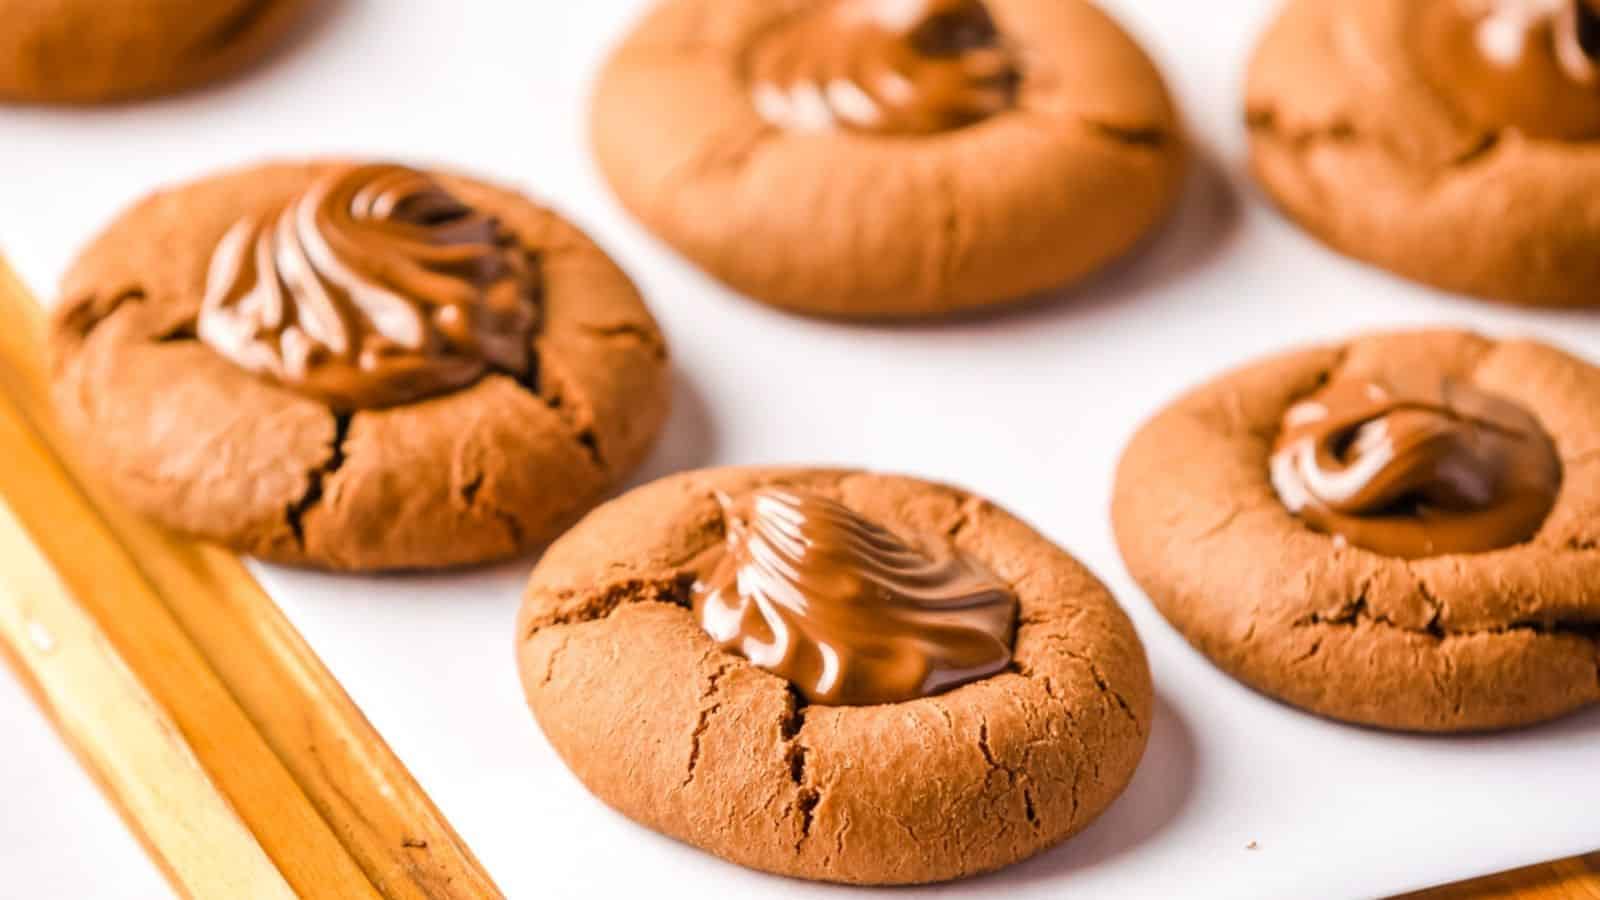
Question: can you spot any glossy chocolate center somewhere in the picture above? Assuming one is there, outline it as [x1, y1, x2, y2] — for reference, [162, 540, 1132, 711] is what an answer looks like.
[1270, 377, 1561, 559]
[693, 488, 1018, 706]
[198, 163, 541, 410]
[745, 0, 1019, 135]
[1414, 0, 1600, 139]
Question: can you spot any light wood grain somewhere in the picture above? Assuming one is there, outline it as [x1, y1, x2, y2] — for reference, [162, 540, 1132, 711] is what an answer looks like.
[1399, 852, 1600, 900]
[0, 258, 501, 898]
[0, 498, 299, 900]
[0, 264, 381, 897]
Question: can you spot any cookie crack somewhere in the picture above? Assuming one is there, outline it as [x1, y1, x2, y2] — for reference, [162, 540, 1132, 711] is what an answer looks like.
[579, 322, 668, 361]
[1404, 565, 1447, 637]
[827, 810, 852, 871]
[513, 348, 541, 397]
[935, 165, 963, 291]
[1294, 582, 1378, 628]
[524, 363, 608, 474]
[575, 430, 604, 470]
[680, 657, 738, 789]
[794, 788, 821, 852]
[692, 123, 775, 180]
[1031, 675, 1088, 827]
[1192, 504, 1242, 542]
[1451, 132, 1501, 167]
[521, 573, 696, 637]
[189, 0, 275, 55]
[505, 337, 597, 474]
[1292, 638, 1324, 664]
[1247, 106, 1501, 178]
[1055, 645, 1141, 732]
[1292, 601, 1600, 643]
[455, 468, 531, 549]
[975, 715, 1034, 826]
[154, 319, 198, 343]
[943, 498, 984, 542]
[460, 473, 483, 505]
[539, 635, 572, 688]
[489, 505, 525, 549]
[285, 410, 351, 549]
[1246, 108, 1358, 150]
[55, 287, 147, 346]
[1081, 118, 1170, 149]
[1022, 788, 1040, 831]
[781, 686, 809, 745]
[779, 687, 818, 854]
[1322, 345, 1353, 387]
[975, 718, 1020, 784]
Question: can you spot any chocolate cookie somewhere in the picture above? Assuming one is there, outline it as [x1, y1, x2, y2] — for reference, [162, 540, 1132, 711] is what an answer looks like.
[51, 160, 670, 571]
[1114, 330, 1600, 732]
[592, 0, 1187, 319]
[0, 0, 309, 104]
[517, 467, 1152, 884]
[1247, 0, 1600, 307]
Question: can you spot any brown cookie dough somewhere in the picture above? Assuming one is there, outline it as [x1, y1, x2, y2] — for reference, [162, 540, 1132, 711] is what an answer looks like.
[0, 0, 310, 104]
[592, 0, 1187, 319]
[517, 467, 1152, 885]
[50, 160, 670, 571]
[1113, 330, 1600, 732]
[1247, 0, 1600, 307]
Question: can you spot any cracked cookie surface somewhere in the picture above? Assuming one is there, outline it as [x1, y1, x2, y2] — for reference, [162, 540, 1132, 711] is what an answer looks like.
[1113, 330, 1600, 732]
[49, 160, 671, 571]
[591, 0, 1187, 319]
[517, 466, 1152, 885]
[0, 0, 310, 104]
[1246, 0, 1600, 307]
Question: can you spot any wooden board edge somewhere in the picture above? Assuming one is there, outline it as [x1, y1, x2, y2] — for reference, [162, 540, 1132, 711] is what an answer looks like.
[0, 255, 502, 898]
[0, 497, 301, 900]
[1396, 851, 1600, 899]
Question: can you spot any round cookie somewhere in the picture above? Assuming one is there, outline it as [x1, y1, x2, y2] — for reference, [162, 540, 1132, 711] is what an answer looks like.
[0, 0, 309, 104]
[1247, 0, 1600, 307]
[1114, 329, 1600, 732]
[517, 467, 1152, 885]
[592, 0, 1187, 319]
[50, 160, 670, 571]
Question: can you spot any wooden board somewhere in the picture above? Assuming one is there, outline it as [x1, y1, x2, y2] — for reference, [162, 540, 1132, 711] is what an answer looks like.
[1401, 852, 1600, 900]
[0, 259, 500, 898]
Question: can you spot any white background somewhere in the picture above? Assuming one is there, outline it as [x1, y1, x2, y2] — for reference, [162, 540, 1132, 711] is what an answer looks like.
[2, 1, 1598, 898]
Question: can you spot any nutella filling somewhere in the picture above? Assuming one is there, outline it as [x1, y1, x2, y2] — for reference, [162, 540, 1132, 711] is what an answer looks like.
[693, 488, 1018, 706]
[1270, 377, 1562, 559]
[198, 163, 541, 410]
[745, 0, 1019, 135]
[1414, 0, 1600, 139]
